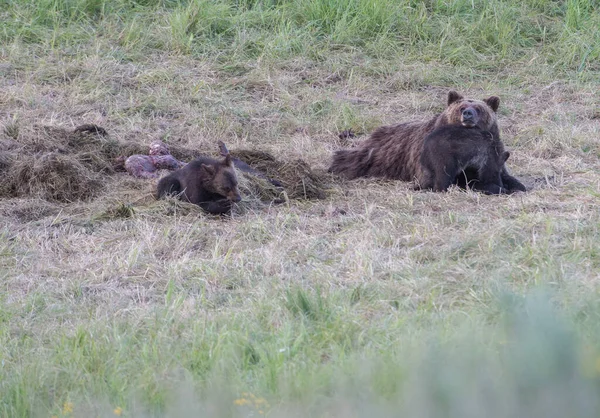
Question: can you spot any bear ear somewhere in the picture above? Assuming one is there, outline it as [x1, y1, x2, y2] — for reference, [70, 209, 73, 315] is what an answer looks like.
[447, 90, 464, 106]
[218, 140, 229, 157]
[223, 154, 233, 167]
[502, 151, 510, 162]
[484, 96, 500, 112]
[200, 163, 216, 176]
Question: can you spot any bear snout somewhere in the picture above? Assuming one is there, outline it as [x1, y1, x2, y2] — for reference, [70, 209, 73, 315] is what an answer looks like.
[461, 107, 478, 127]
[228, 191, 242, 203]
[462, 108, 475, 119]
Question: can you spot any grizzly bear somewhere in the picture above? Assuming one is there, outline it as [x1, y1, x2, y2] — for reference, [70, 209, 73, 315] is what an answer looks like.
[328, 90, 526, 193]
[156, 142, 241, 215]
[418, 126, 509, 194]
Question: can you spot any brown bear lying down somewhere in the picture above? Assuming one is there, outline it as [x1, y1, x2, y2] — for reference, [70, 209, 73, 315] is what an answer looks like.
[156, 142, 242, 215]
[328, 90, 526, 193]
[156, 141, 284, 215]
[418, 125, 509, 195]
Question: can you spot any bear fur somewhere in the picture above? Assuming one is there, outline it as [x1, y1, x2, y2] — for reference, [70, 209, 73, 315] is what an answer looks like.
[328, 90, 526, 193]
[156, 145, 241, 215]
[418, 126, 509, 195]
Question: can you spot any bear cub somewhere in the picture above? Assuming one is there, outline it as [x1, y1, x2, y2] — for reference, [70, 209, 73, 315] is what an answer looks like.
[419, 125, 509, 195]
[157, 142, 241, 215]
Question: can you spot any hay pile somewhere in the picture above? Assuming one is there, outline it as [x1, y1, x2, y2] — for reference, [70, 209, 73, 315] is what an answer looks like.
[0, 124, 201, 203]
[0, 125, 117, 202]
[5, 152, 106, 202]
[231, 150, 330, 201]
[0, 123, 331, 206]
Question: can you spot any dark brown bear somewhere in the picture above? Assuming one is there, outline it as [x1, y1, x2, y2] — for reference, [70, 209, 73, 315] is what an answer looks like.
[418, 126, 509, 195]
[328, 90, 525, 193]
[156, 142, 241, 215]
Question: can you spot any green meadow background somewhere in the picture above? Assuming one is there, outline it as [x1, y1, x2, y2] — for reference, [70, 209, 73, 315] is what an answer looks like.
[1, 0, 600, 416]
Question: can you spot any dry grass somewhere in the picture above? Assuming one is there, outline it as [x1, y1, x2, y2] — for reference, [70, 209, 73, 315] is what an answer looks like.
[1, 0, 600, 416]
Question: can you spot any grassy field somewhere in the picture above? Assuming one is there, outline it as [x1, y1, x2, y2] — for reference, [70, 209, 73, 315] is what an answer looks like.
[1, 0, 600, 416]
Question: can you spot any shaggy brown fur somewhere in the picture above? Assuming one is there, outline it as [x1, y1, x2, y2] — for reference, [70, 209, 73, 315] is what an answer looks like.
[419, 126, 509, 195]
[328, 90, 526, 192]
[156, 143, 242, 215]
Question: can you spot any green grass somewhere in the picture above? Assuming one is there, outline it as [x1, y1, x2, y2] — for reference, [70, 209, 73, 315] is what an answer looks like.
[2, 0, 599, 73]
[1, 0, 600, 416]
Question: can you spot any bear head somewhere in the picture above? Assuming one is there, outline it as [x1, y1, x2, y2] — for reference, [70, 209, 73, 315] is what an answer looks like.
[436, 90, 500, 131]
[199, 153, 242, 203]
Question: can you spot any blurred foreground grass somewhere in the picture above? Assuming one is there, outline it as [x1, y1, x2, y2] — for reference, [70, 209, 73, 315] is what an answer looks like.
[2, 287, 600, 417]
